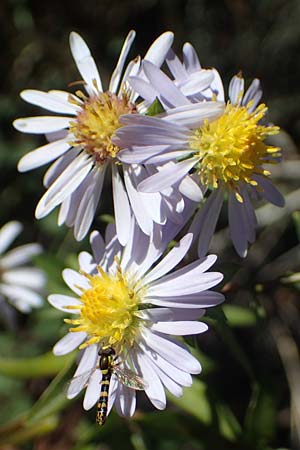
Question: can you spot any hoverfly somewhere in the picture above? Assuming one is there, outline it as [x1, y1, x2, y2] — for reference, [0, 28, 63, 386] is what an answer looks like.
[66, 347, 145, 426]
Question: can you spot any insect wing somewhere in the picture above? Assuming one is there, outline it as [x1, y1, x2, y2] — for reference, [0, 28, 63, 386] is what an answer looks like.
[113, 365, 146, 390]
[65, 368, 96, 397]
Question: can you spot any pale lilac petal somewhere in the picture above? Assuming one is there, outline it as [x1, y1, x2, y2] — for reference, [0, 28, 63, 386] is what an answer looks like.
[142, 233, 192, 286]
[188, 189, 224, 258]
[18, 139, 71, 172]
[35, 154, 93, 219]
[62, 268, 90, 295]
[13, 116, 71, 134]
[182, 42, 201, 72]
[90, 231, 105, 263]
[20, 89, 78, 115]
[166, 48, 187, 81]
[228, 193, 248, 257]
[150, 321, 208, 335]
[48, 294, 82, 313]
[178, 70, 214, 97]
[73, 168, 105, 241]
[179, 175, 203, 202]
[0, 221, 22, 255]
[253, 175, 285, 207]
[127, 76, 157, 104]
[53, 332, 86, 356]
[43, 149, 80, 188]
[67, 345, 98, 399]
[78, 251, 96, 273]
[147, 290, 224, 309]
[109, 30, 136, 93]
[143, 61, 190, 108]
[139, 340, 192, 387]
[132, 350, 166, 410]
[141, 329, 201, 374]
[138, 158, 198, 193]
[229, 75, 244, 104]
[123, 165, 153, 236]
[162, 101, 224, 128]
[3, 268, 46, 290]
[0, 284, 43, 309]
[114, 384, 136, 417]
[0, 243, 42, 268]
[147, 255, 222, 297]
[243, 79, 262, 109]
[69, 32, 102, 94]
[144, 31, 174, 67]
[83, 369, 102, 410]
[112, 164, 132, 246]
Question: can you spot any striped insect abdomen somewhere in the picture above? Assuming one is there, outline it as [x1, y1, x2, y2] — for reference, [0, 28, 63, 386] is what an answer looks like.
[96, 351, 114, 426]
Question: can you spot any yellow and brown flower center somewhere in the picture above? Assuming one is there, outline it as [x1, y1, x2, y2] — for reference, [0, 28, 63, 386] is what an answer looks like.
[189, 102, 281, 202]
[65, 265, 141, 351]
[69, 91, 136, 164]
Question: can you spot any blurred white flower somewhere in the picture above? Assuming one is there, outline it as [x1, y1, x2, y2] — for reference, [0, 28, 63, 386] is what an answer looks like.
[0, 221, 46, 313]
[48, 220, 224, 423]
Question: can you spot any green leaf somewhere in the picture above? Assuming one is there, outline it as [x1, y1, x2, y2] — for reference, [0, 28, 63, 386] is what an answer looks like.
[223, 305, 257, 327]
[0, 351, 74, 379]
[292, 211, 300, 242]
[145, 98, 165, 116]
[205, 306, 255, 381]
[169, 378, 241, 441]
[244, 382, 277, 448]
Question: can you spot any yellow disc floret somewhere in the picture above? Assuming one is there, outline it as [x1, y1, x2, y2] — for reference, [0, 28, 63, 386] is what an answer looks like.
[69, 90, 136, 164]
[189, 101, 281, 202]
[65, 262, 141, 351]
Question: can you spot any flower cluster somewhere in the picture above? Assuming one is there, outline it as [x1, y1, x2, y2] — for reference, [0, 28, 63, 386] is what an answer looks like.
[12, 30, 284, 424]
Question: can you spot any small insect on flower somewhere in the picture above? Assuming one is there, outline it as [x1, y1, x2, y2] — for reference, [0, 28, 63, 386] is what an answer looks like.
[67, 347, 146, 426]
[49, 220, 224, 422]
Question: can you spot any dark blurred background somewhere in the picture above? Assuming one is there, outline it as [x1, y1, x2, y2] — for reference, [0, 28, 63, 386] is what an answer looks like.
[1, 1, 300, 450]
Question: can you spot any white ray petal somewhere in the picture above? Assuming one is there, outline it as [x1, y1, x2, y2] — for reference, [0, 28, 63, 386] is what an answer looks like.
[0, 221, 22, 255]
[20, 89, 78, 115]
[18, 139, 71, 172]
[142, 233, 192, 286]
[48, 294, 81, 313]
[69, 32, 102, 94]
[13, 116, 71, 134]
[112, 164, 132, 246]
[109, 30, 136, 94]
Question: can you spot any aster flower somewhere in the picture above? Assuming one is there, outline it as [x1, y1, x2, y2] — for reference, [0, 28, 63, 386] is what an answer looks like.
[13, 30, 179, 244]
[0, 221, 45, 313]
[48, 220, 224, 422]
[115, 58, 284, 257]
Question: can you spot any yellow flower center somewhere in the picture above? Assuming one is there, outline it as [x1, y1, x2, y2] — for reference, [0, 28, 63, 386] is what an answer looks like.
[189, 102, 281, 202]
[69, 91, 136, 164]
[65, 264, 141, 351]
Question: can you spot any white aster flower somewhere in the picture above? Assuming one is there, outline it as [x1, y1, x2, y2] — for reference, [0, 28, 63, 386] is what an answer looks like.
[13, 31, 178, 244]
[0, 221, 46, 313]
[115, 59, 284, 257]
[48, 220, 224, 422]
